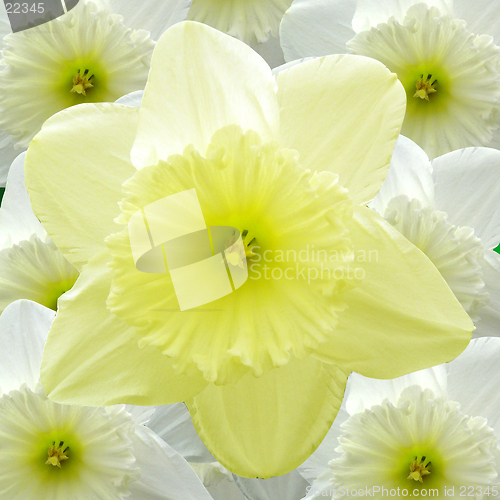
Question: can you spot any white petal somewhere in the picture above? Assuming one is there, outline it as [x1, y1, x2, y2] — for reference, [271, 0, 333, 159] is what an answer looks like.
[192, 464, 247, 500]
[280, 0, 355, 61]
[0, 300, 55, 394]
[370, 135, 434, 215]
[474, 250, 500, 337]
[131, 22, 279, 169]
[344, 366, 448, 415]
[0, 2, 10, 44]
[0, 131, 22, 187]
[253, 35, 286, 69]
[446, 336, 500, 434]
[352, 0, 453, 33]
[98, 0, 191, 41]
[129, 425, 214, 500]
[432, 147, 500, 250]
[452, 0, 500, 45]
[303, 471, 335, 499]
[0, 152, 46, 250]
[124, 405, 156, 425]
[234, 470, 309, 500]
[146, 403, 215, 463]
[115, 90, 144, 108]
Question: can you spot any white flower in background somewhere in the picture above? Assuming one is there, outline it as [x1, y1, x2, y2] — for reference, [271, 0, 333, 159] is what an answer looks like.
[187, 0, 291, 68]
[0, 299, 216, 500]
[0, 153, 78, 312]
[280, 0, 500, 158]
[370, 136, 500, 336]
[146, 403, 310, 500]
[299, 337, 500, 499]
[0, 0, 191, 185]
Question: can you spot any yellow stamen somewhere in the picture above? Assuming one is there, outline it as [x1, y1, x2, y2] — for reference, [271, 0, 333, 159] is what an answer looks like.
[413, 74, 438, 101]
[71, 69, 94, 96]
[224, 230, 256, 269]
[45, 441, 69, 468]
[407, 456, 431, 483]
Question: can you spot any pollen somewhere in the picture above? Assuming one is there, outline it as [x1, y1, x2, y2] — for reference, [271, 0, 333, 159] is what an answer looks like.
[407, 456, 431, 482]
[414, 74, 437, 101]
[45, 441, 69, 468]
[71, 69, 94, 96]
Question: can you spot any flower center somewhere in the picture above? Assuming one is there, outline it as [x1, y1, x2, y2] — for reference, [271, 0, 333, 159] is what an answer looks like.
[70, 69, 94, 96]
[408, 456, 431, 482]
[0, 387, 139, 497]
[107, 125, 353, 383]
[224, 229, 257, 269]
[414, 74, 437, 101]
[45, 441, 69, 468]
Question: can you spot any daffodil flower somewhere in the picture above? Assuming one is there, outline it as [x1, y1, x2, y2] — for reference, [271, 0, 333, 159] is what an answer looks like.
[0, 0, 191, 185]
[299, 337, 500, 499]
[280, 0, 500, 158]
[25, 21, 473, 478]
[0, 299, 217, 500]
[371, 136, 500, 336]
[0, 153, 78, 312]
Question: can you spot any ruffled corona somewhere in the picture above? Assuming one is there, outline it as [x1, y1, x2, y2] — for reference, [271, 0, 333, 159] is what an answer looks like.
[107, 126, 354, 384]
[0, 385, 138, 499]
[0, 235, 78, 312]
[348, 4, 500, 158]
[383, 196, 488, 321]
[330, 386, 499, 497]
[0, 0, 154, 147]
[188, 0, 293, 45]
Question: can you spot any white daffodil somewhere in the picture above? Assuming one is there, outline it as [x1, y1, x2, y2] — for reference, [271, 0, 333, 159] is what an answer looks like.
[280, 0, 500, 158]
[0, 0, 191, 185]
[187, 0, 291, 68]
[0, 299, 216, 500]
[0, 153, 78, 313]
[298, 337, 500, 499]
[370, 136, 500, 337]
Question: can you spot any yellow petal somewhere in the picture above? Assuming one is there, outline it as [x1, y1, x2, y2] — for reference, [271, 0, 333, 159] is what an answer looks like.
[314, 205, 474, 378]
[186, 356, 348, 478]
[25, 103, 138, 271]
[131, 21, 279, 168]
[276, 55, 406, 204]
[41, 250, 208, 406]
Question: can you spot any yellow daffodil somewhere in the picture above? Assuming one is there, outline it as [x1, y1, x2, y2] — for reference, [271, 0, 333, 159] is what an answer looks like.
[25, 21, 473, 478]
